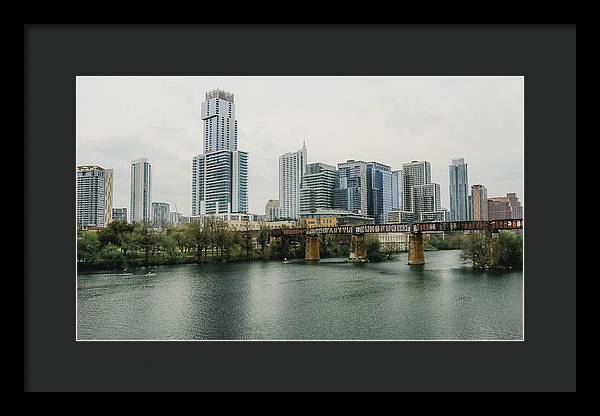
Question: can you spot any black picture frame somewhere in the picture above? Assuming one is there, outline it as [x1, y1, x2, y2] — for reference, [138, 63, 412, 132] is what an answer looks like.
[24, 24, 576, 392]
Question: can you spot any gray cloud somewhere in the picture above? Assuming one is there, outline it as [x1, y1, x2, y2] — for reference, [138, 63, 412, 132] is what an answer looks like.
[76, 76, 524, 215]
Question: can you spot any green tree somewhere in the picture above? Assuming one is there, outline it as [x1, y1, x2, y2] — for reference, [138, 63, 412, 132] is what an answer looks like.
[135, 221, 160, 266]
[98, 243, 126, 269]
[77, 231, 100, 263]
[365, 235, 384, 261]
[496, 231, 523, 269]
[460, 233, 493, 269]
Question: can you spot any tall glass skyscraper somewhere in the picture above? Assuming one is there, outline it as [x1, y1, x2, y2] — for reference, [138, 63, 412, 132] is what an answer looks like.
[334, 160, 368, 215]
[366, 162, 392, 224]
[391, 170, 403, 211]
[449, 158, 470, 221]
[279, 142, 307, 220]
[130, 158, 152, 223]
[192, 89, 248, 216]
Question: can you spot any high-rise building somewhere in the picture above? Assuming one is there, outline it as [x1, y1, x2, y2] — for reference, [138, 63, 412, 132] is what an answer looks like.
[402, 160, 431, 212]
[103, 169, 113, 225]
[300, 162, 337, 214]
[201, 89, 237, 153]
[112, 207, 128, 222]
[264, 199, 280, 221]
[192, 89, 248, 216]
[279, 142, 307, 220]
[334, 160, 368, 215]
[400, 160, 445, 222]
[488, 192, 523, 220]
[413, 183, 441, 214]
[130, 158, 152, 223]
[471, 184, 488, 221]
[391, 169, 403, 211]
[449, 158, 470, 221]
[77, 165, 109, 228]
[152, 202, 170, 228]
[366, 162, 392, 224]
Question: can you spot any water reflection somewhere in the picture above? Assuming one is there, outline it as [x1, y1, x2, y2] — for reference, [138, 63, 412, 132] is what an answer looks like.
[77, 251, 523, 340]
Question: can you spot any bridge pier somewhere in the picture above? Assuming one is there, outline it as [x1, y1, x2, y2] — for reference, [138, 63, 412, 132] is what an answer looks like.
[408, 231, 425, 265]
[349, 233, 368, 263]
[305, 235, 320, 263]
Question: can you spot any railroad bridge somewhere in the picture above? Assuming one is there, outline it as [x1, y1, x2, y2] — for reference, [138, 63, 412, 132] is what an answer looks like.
[269, 219, 523, 265]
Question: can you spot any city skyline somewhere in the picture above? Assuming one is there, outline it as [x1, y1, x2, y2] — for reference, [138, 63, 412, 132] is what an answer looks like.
[76, 76, 524, 216]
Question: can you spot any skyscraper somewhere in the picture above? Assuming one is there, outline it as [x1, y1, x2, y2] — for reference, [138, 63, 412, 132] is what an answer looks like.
[391, 169, 403, 211]
[130, 158, 152, 223]
[402, 160, 431, 212]
[471, 184, 488, 221]
[449, 158, 470, 221]
[279, 142, 307, 220]
[192, 89, 249, 216]
[400, 160, 446, 222]
[334, 160, 368, 215]
[366, 162, 392, 224]
[300, 162, 337, 214]
[77, 165, 109, 228]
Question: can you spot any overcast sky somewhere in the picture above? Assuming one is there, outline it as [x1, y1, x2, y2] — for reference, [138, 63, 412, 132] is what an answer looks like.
[76, 76, 524, 216]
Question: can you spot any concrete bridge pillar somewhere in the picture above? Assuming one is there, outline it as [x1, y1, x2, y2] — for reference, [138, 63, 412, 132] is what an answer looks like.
[305, 235, 320, 263]
[349, 233, 368, 263]
[408, 231, 425, 265]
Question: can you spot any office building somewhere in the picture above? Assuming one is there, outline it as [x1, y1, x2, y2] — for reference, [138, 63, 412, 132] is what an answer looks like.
[103, 169, 113, 224]
[300, 162, 337, 214]
[279, 142, 307, 220]
[391, 169, 403, 211]
[264, 199, 280, 221]
[471, 184, 488, 221]
[366, 162, 392, 224]
[334, 160, 368, 215]
[77, 165, 109, 228]
[192, 89, 249, 216]
[488, 192, 523, 220]
[152, 202, 170, 228]
[130, 158, 152, 223]
[402, 160, 431, 212]
[449, 158, 470, 221]
[112, 207, 128, 222]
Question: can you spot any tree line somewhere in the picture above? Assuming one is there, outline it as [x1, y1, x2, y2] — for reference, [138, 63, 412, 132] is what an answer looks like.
[77, 219, 522, 270]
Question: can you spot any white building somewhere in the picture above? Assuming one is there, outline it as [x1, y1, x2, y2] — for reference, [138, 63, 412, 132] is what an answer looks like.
[130, 158, 152, 223]
[279, 142, 307, 220]
[77, 165, 112, 228]
[192, 89, 248, 216]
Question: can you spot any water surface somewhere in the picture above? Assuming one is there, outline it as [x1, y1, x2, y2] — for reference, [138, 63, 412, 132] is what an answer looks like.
[77, 250, 523, 340]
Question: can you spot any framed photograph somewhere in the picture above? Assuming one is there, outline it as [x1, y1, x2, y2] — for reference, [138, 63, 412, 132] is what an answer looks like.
[25, 24, 576, 392]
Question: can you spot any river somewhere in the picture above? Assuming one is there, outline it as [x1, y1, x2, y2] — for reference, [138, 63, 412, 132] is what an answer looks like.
[77, 250, 523, 340]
